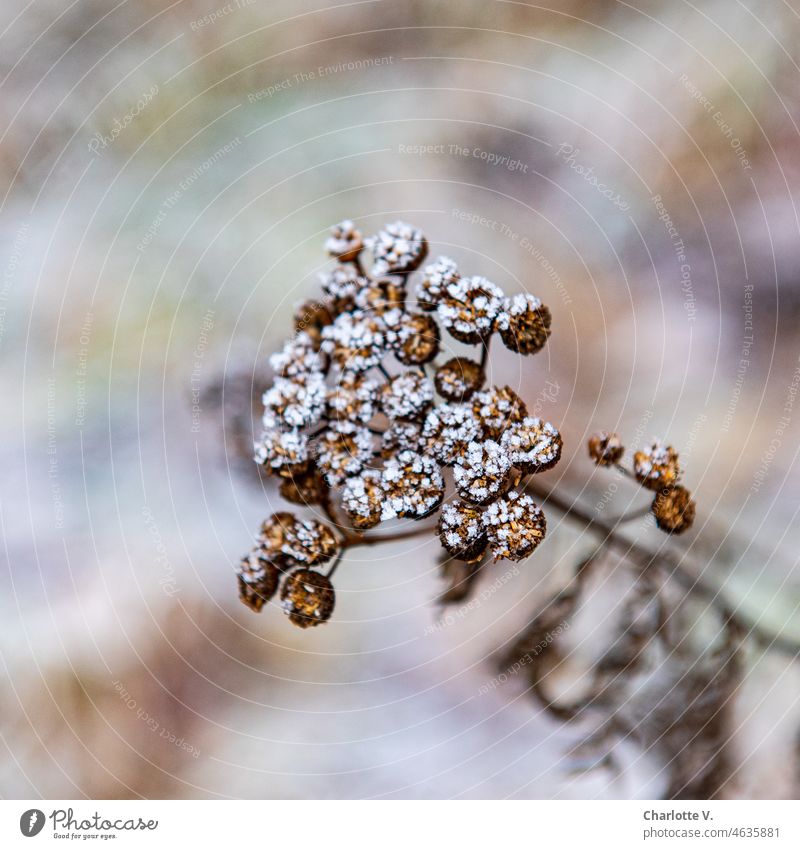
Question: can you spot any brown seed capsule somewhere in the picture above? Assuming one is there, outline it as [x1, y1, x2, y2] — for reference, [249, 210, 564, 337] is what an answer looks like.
[395, 311, 440, 366]
[326, 372, 378, 425]
[355, 277, 406, 321]
[453, 440, 511, 505]
[434, 357, 485, 402]
[633, 440, 680, 491]
[320, 265, 369, 315]
[438, 500, 488, 561]
[321, 311, 390, 373]
[367, 221, 428, 276]
[381, 370, 434, 421]
[269, 333, 328, 378]
[587, 431, 624, 466]
[416, 256, 459, 312]
[500, 417, 562, 474]
[262, 373, 326, 430]
[254, 429, 309, 478]
[380, 450, 445, 520]
[652, 485, 696, 534]
[325, 219, 363, 263]
[438, 276, 504, 344]
[497, 294, 551, 355]
[279, 466, 329, 506]
[281, 518, 339, 567]
[281, 568, 336, 628]
[471, 385, 528, 440]
[341, 469, 384, 530]
[258, 512, 298, 568]
[483, 490, 546, 561]
[293, 300, 332, 349]
[237, 548, 280, 612]
[314, 422, 374, 486]
[421, 403, 481, 466]
[381, 420, 424, 457]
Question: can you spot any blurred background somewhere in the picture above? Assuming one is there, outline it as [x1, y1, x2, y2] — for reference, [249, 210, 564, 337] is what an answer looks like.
[1, 0, 799, 799]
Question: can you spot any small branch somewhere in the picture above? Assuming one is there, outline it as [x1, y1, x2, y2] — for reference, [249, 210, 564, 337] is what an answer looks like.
[480, 336, 491, 371]
[349, 522, 436, 547]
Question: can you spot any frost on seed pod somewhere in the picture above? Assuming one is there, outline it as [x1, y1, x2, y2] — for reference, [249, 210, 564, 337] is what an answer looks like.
[257, 512, 298, 568]
[381, 450, 444, 520]
[325, 219, 363, 262]
[367, 221, 428, 276]
[416, 256, 459, 312]
[269, 333, 327, 378]
[652, 485, 696, 534]
[321, 311, 389, 373]
[355, 277, 406, 324]
[320, 264, 369, 315]
[237, 548, 280, 612]
[279, 466, 329, 506]
[262, 374, 326, 430]
[501, 417, 562, 473]
[438, 501, 488, 561]
[422, 402, 481, 466]
[434, 357, 485, 402]
[394, 311, 440, 365]
[496, 293, 552, 355]
[314, 421, 373, 486]
[281, 519, 339, 567]
[281, 568, 335, 628]
[471, 385, 528, 440]
[484, 490, 546, 561]
[453, 440, 511, 505]
[381, 420, 423, 457]
[381, 370, 434, 421]
[438, 276, 504, 344]
[633, 439, 680, 491]
[254, 428, 309, 478]
[587, 431, 624, 466]
[326, 372, 378, 425]
[342, 469, 384, 530]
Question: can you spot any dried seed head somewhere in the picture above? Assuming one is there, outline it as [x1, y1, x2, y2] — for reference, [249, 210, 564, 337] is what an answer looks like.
[587, 431, 625, 466]
[438, 500, 488, 561]
[421, 402, 481, 466]
[471, 385, 528, 440]
[262, 373, 326, 430]
[326, 372, 378, 425]
[254, 428, 309, 477]
[416, 256, 459, 312]
[293, 301, 333, 350]
[395, 311, 440, 366]
[438, 275, 504, 344]
[320, 265, 369, 314]
[321, 311, 390, 373]
[381, 419, 424, 457]
[237, 548, 280, 611]
[325, 219, 363, 262]
[496, 294, 551, 355]
[501, 417, 562, 473]
[652, 485, 696, 534]
[453, 439, 512, 505]
[633, 440, 680, 491]
[367, 221, 428, 276]
[381, 449, 445, 520]
[269, 333, 327, 378]
[341, 469, 384, 530]
[381, 370, 434, 421]
[355, 277, 406, 325]
[484, 490, 546, 561]
[281, 518, 339, 567]
[314, 421, 374, 486]
[434, 357, 485, 402]
[281, 568, 335, 628]
[279, 466, 329, 506]
[257, 511, 298, 567]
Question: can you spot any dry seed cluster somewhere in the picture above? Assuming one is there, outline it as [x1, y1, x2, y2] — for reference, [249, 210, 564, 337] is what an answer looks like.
[238, 219, 560, 627]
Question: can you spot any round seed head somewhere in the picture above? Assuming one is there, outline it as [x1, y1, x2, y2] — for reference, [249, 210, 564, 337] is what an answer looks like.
[501, 417, 562, 474]
[254, 428, 309, 478]
[633, 440, 680, 491]
[237, 548, 280, 612]
[496, 294, 552, 355]
[341, 469, 384, 530]
[381, 419, 424, 457]
[381, 370, 434, 421]
[380, 449, 445, 520]
[434, 357, 485, 402]
[321, 310, 390, 373]
[326, 372, 378, 425]
[421, 402, 481, 466]
[367, 221, 428, 276]
[281, 519, 339, 567]
[257, 512, 298, 568]
[269, 333, 327, 378]
[293, 301, 333, 350]
[438, 275, 504, 344]
[325, 219, 363, 262]
[453, 439, 512, 505]
[279, 466, 329, 506]
[314, 421, 374, 486]
[395, 311, 440, 365]
[320, 265, 369, 314]
[471, 385, 528, 440]
[484, 490, 546, 561]
[652, 485, 696, 534]
[262, 373, 326, 430]
[355, 277, 406, 326]
[587, 431, 625, 466]
[438, 501, 488, 561]
[416, 256, 459, 311]
[281, 568, 335, 628]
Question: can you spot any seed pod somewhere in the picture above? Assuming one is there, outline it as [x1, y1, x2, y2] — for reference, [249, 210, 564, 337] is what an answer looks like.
[434, 357, 485, 402]
[342, 469, 384, 530]
[381, 420, 424, 457]
[281, 569, 336, 628]
[269, 333, 328, 378]
[319, 265, 369, 315]
[416, 256, 459, 312]
[633, 440, 680, 491]
[652, 485, 696, 534]
[496, 294, 551, 355]
[421, 402, 481, 466]
[355, 277, 406, 321]
[438, 276, 504, 344]
[279, 466, 329, 506]
[257, 512, 298, 568]
[325, 219, 363, 263]
[281, 519, 339, 567]
[293, 300, 333, 350]
[501, 417, 562, 473]
[367, 221, 428, 276]
[254, 428, 309, 478]
[587, 431, 624, 466]
[321, 311, 391, 373]
[237, 548, 280, 612]
[438, 501, 488, 561]
[453, 440, 512, 505]
[483, 490, 546, 561]
[326, 372, 378, 425]
[395, 312, 440, 365]
[471, 385, 528, 440]
[380, 450, 445, 520]
[262, 373, 326, 431]
[381, 370, 434, 421]
[314, 422, 374, 486]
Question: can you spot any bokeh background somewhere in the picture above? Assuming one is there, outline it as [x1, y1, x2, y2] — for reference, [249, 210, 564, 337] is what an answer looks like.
[1, 0, 799, 799]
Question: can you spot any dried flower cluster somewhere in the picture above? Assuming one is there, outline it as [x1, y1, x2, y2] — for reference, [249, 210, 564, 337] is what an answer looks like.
[237, 219, 559, 627]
